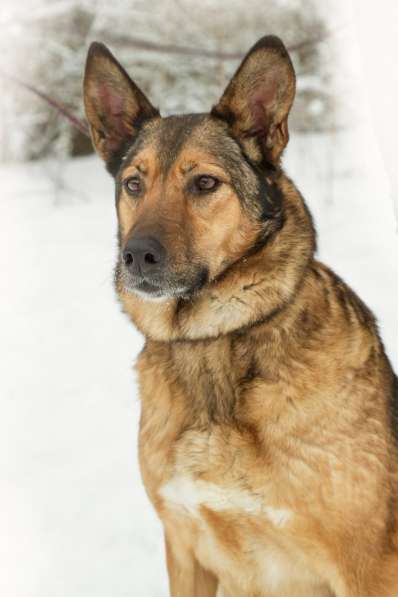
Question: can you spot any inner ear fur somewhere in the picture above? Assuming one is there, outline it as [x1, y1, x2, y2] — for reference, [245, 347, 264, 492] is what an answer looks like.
[212, 35, 296, 166]
[83, 42, 159, 174]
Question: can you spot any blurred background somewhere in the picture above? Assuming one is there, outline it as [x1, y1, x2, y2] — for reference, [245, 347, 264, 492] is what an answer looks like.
[1, 1, 397, 596]
[0, 0, 334, 162]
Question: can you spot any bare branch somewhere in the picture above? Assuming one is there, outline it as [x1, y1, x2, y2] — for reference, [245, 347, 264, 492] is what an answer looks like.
[1, 71, 89, 137]
[1, 26, 340, 141]
[101, 28, 337, 61]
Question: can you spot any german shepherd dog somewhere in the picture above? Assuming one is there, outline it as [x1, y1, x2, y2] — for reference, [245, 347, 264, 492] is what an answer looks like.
[83, 36, 398, 596]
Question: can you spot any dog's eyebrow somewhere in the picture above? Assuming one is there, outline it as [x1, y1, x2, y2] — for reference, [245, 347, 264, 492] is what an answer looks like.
[181, 162, 198, 174]
[119, 161, 148, 180]
[179, 161, 232, 182]
[136, 163, 147, 174]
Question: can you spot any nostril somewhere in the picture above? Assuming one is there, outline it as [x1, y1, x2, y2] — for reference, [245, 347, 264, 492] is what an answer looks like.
[123, 237, 165, 270]
[144, 252, 158, 264]
[124, 251, 134, 266]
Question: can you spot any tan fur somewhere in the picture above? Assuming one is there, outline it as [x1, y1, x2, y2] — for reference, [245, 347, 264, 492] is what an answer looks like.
[117, 146, 263, 287]
[117, 176, 312, 341]
[131, 178, 398, 596]
[83, 36, 398, 597]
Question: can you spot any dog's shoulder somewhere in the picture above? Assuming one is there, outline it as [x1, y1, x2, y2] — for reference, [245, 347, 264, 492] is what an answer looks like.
[310, 260, 376, 329]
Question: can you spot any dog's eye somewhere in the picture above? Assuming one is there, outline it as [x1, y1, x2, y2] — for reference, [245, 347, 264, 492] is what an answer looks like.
[193, 175, 220, 193]
[124, 176, 142, 195]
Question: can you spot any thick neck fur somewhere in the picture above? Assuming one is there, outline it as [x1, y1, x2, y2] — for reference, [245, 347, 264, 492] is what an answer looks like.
[116, 175, 315, 343]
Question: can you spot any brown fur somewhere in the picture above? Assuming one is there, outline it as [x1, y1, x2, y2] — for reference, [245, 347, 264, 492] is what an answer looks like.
[84, 36, 398, 596]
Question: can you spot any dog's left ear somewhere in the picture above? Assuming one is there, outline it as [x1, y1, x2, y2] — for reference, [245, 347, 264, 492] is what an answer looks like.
[212, 35, 295, 166]
[83, 42, 159, 174]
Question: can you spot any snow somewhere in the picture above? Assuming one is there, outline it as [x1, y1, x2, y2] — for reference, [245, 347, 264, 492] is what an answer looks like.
[1, 125, 397, 597]
[0, 158, 166, 596]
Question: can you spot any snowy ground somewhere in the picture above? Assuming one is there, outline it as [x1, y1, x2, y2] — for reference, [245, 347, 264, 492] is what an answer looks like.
[1, 123, 398, 597]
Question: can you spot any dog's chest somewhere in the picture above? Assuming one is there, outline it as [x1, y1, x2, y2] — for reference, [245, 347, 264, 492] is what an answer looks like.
[159, 469, 293, 532]
[151, 425, 317, 594]
[138, 341, 327, 594]
[158, 461, 323, 595]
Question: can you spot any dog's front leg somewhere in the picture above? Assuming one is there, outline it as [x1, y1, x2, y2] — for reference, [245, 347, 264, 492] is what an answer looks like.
[165, 534, 218, 597]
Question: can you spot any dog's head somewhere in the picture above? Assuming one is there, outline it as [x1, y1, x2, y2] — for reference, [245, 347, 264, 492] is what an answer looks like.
[83, 36, 298, 303]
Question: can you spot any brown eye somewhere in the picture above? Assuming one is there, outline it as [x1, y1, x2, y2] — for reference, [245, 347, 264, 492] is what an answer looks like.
[194, 175, 220, 193]
[125, 176, 142, 195]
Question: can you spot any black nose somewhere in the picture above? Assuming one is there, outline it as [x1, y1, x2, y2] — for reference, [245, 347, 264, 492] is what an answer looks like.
[122, 236, 166, 274]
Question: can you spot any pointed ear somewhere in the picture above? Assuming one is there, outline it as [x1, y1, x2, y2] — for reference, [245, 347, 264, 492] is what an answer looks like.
[83, 42, 159, 174]
[212, 35, 295, 167]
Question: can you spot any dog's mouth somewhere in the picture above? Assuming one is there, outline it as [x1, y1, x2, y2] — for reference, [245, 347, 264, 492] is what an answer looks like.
[133, 278, 188, 301]
[118, 264, 209, 302]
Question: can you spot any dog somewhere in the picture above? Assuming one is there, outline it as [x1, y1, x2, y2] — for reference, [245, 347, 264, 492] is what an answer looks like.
[83, 35, 398, 596]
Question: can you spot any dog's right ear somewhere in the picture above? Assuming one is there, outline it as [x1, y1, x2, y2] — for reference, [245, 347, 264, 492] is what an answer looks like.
[83, 42, 159, 174]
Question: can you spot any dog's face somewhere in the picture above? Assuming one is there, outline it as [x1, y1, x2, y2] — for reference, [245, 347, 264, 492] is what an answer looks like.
[84, 36, 296, 301]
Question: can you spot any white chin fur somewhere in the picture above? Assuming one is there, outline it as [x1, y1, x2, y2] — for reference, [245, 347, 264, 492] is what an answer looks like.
[130, 288, 171, 303]
[129, 287, 189, 303]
